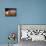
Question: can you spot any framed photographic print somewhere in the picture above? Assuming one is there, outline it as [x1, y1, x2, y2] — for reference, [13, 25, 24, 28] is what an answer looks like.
[5, 8, 16, 16]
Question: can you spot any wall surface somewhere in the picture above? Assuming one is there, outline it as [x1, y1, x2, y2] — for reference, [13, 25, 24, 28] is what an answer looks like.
[0, 0, 46, 44]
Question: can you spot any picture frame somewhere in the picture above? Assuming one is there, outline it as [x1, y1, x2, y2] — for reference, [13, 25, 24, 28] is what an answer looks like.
[5, 8, 16, 16]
